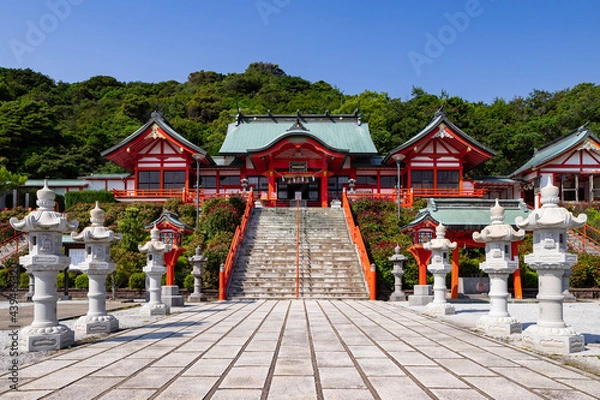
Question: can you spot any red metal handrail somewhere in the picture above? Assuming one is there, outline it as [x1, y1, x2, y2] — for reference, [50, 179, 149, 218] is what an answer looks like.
[571, 223, 600, 254]
[342, 191, 376, 300]
[219, 191, 255, 300]
[295, 200, 300, 298]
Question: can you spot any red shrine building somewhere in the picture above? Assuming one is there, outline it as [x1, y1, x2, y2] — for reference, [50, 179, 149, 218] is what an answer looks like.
[98, 109, 505, 207]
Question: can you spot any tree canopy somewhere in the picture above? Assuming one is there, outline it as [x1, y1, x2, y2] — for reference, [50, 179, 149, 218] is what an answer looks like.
[0, 63, 599, 179]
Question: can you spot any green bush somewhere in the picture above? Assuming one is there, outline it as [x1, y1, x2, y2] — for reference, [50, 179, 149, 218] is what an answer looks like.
[74, 274, 89, 289]
[201, 202, 241, 239]
[570, 253, 600, 288]
[0, 269, 8, 289]
[128, 272, 146, 289]
[65, 190, 115, 209]
[19, 272, 29, 288]
[520, 266, 539, 288]
[56, 271, 77, 289]
[184, 274, 195, 291]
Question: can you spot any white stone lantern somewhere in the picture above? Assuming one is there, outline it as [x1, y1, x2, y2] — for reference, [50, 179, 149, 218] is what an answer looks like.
[139, 225, 171, 316]
[515, 183, 587, 354]
[188, 246, 207, 302]
[10, 180, 79, 352]
[472, 199, 525, 336]
[423, 223, 457, 316]
[389, 245, 407, 301]
[71, 202, 122, 334]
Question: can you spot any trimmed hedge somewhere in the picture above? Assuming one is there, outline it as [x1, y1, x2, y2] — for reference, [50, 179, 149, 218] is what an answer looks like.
[65, 190, 115, 209]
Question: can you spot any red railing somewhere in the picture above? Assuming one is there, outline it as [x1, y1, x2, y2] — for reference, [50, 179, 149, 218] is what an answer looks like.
[295, 200, 301, 298]
[571, 223, 600, 254]
[342, 191, 376, 300]
[219, 192, 255, 300]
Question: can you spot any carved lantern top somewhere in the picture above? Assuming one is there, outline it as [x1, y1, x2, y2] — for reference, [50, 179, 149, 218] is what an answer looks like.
[515, 183, 587, 230]
[139, 225, 171, 254]
[71, 202, 122, 244]
[10, 179, 79, 234]
[388, 245, 407, 263]
[423, 222, 457, 252]
[473, 199, 525, 243]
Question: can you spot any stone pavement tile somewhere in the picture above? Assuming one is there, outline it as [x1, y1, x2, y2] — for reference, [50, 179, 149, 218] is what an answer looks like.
[376, 340, 414, 353]
[463, 376, 545, 400]
[356, 357, 406, 376]
[202, 345, 243, 359]
[18, 366, 99, 390]
[0, 390, 53, 399]
[43, 376, 122, 400]
[348, 345, 387, 358]
[399, 336, 437, 347]
[96, 388, 156, 400]
[152, 335, 194, 347]
[556, 379, 600, 398]
[52, 346, 106, 360]
[435, 358, 497, 377]
[253, 331, 283, 341]
[18, 359, 78, 379]
[125, 345, 176, 359]
[458, 350, 517, 367]
[318, 367, 367, 389]
[153, 350, 199, 367]
[491, 366, 572, 389]
[90, 358, 150, 377]
[235, 351, 274, 366]
[417, 345, 464, 359]
[404, 366, 469, 389]
[534, 389, 597, 400]
[322, 389, 374, 400]
[219, 366, 269, 389]
[76, 351, 130, 367]
[480, 344, 539, 360]
[118, 366, 183, 389]
[429, 388, 489, 399]
[312, 340, 345, 352]
[273, 357, 313, 375]
[316, 351, 354, 367]
[154, 376, 219, 399]
[218, 336, 251, 346]
[183, 358, 232, 377]
[245, 339, 278, 352]
[369, 376, 432, 400]
[175, 340, 213, 352]
[518, 359, 594, 379]
[388, 351, 436, 366]
[268, 375, 317, 400]
[278, 344, 311, 359]
[211, 389, 263, 400]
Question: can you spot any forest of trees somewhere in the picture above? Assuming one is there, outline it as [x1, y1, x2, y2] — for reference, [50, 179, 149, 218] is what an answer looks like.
[1, 62, 599, 180]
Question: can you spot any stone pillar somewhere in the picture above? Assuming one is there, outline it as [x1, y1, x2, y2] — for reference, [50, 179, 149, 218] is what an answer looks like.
[562, 268, 577, 303]
[188, 246, 207, 302]
[423, 223, 457, 316]
[516, 183, 587, 354]
[71, 202, 122, 334]
[473, 199, 525, 336]
[389, 245, 407, 301]
[10, 180, 79, 352]
[139, 225, 171, 316]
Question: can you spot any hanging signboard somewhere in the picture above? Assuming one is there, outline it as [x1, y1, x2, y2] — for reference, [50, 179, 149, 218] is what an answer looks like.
[289, 162, 307, 173]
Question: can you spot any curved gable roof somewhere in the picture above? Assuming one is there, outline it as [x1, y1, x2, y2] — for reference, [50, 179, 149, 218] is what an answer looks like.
[219, 112, 377, 156]
[510, 123, 600, 178]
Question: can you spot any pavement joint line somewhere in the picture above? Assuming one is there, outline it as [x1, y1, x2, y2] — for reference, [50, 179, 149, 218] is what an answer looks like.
[304, 300, 324, 400]
[337, 300, 484, 399]
[354, 300, 591, 396]
[315, 299, 382, 400]
[260, 300, 291, 400]
[201, 300, 279, 400]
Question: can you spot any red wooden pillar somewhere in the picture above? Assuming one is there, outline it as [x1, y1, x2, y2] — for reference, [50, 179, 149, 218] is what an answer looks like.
[163, 246, 184, 286]
[450, 248, 459, 299]
[321, 171, 329, 208]
[268, 171, 276, 205]
[409, 246, 431, 285]
[511, 241, 523, 299]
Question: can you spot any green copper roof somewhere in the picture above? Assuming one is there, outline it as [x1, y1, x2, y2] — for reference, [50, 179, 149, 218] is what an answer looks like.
[219, 113, 378, 155]
[510, 123, 600, 177]
[404, 198, 531, 231]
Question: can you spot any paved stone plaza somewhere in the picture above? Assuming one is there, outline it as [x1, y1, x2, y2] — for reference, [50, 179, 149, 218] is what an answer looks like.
[2, 300, 600, 399]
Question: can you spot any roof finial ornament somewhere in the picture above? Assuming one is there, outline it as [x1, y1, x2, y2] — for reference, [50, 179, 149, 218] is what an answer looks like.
[354, 102, 360, 116]
[296, 109, 301, 118]
[434, 104, 445, 117]
[151, 109, 163, 120]
[235, 102, 243, 126]
[577, 121, 590, 133]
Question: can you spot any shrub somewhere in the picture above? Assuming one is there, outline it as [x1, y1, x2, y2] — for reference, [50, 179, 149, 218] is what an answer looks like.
[184, 274, 195, 291]
[65, 190, 115, 209]
[19, 272, 29, 288]
[201, 202, 241, 239]
[570, 253, 600, 288]
[0, 269, 7, 289]
[56, 271, 77, 289]
[74, 274, 89, 289]
[128, 272, 146, 289]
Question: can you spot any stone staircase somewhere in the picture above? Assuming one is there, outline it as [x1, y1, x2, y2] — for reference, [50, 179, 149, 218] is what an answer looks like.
[0, 233, 28, 263]
[228, 207, 368, 299]
[567, 229, 600, 256]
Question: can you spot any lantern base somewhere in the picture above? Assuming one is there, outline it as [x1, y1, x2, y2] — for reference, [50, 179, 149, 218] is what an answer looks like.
[73, 315, 119, 335]
[188, 292, 207, 302]
[20, 324, 74, 352]
[408, 285, 433, 306]
[476, 315, 522, 337]
[424, 302, 455, 316]
[140, 302, 169, 316]
[522, 325, 585, 354]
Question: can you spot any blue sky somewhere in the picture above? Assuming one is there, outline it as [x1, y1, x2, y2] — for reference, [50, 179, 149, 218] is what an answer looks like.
[0, 0, 598, 104]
